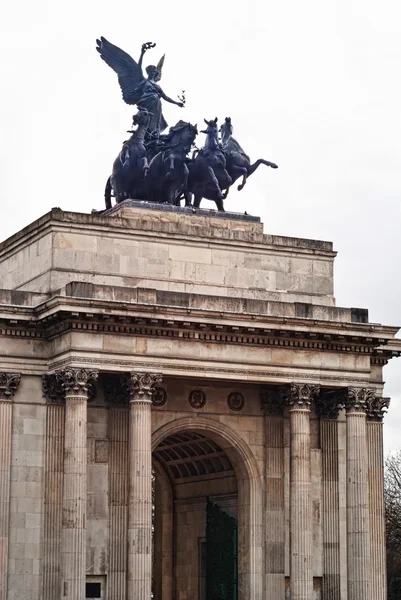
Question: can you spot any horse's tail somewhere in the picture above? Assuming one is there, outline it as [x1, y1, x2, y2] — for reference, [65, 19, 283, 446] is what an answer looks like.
[105, 177, 112, 210]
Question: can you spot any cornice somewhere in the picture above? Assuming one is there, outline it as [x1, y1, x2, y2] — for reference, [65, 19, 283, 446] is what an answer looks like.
[0, 297, 399, 360]
[0, 208, 337, 258]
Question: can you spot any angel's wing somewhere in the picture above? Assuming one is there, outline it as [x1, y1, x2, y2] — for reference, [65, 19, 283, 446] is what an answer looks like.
[154, 55, 165, 83]
[96, 37, 144, 105]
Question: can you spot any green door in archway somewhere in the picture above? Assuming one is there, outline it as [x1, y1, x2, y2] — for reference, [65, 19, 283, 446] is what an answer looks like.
[205, 499, 238, 600]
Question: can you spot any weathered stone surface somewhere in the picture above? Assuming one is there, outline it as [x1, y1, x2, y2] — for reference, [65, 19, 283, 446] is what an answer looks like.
[0, 206, 336, 306]
[0, 205, 399, 600]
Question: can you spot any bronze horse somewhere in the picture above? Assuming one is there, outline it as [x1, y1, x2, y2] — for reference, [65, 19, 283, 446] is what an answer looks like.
[146, 121, 198, 206]
[187, 118, 232, 211]
[220, 117, 278, 197]
[105, 108, 151, 208]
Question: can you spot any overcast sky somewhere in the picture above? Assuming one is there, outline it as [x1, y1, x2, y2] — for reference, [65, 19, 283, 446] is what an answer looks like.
[0, 0, 400, 451]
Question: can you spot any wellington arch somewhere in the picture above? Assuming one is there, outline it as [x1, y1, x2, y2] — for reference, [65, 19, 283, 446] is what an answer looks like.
[0, 202, 400, 600]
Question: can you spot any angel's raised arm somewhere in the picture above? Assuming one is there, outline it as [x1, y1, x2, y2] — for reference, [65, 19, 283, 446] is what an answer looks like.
[138, 42, 157, 69]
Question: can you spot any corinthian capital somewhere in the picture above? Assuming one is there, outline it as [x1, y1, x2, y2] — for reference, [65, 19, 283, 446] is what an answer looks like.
[55, 368, 98, 397]
[367, 396, 390, 421]
[129, 372, 163, 404]
[345, 388, 376, 414]
[316, 389, 347, 420]
[282, 383, 320, 410]
[260, 385, 284, 416]
[0, 373, 21, 402]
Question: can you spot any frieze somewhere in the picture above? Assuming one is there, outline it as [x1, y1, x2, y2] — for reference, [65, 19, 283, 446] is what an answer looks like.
[0, 373, 21, 402]
[49, 356, 372, 385]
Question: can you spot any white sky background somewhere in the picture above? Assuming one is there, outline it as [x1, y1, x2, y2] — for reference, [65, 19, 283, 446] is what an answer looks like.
[0, 0, 400, 451]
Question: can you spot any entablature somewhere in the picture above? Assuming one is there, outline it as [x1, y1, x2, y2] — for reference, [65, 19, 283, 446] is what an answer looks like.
[0, 292, 400, 363]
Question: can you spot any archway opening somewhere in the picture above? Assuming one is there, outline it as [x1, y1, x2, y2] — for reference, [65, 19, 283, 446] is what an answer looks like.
[152, 430, 240, 600]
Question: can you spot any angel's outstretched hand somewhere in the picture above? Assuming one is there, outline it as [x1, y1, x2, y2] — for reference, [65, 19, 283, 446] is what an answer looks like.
[142, 42, 156, 53]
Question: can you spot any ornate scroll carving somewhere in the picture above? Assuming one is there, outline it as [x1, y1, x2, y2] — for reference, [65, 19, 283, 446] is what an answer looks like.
[0, 373, 21, 401]
[104, 374, 130, 407]
[55, 368, 98, 397]
[345, 388, 375, 414]
[316, 389, 347, 419]
[260, 385, 284, 416]
[282, 383, 320, 410]
[129, 372, 163, 404]
[367, 396, 390, 421]
[42, 374, 65, 405]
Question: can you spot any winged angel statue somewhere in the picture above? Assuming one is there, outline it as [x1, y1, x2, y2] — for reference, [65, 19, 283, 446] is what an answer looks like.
[96, 37, 184, 138]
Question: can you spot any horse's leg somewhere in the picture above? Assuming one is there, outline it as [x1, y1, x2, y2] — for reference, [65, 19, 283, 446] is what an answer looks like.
[193, 191, 202, 209]
[184, 191, 193, 207]
[247, 159, 278, 178]
[206, 166, 223, 200]
[166, 184, 177, 205]
[140, 156, 149, 178]
[166, 155, 175, 180]
[230, 166, 248, 191]
[222, 186, 230, 200]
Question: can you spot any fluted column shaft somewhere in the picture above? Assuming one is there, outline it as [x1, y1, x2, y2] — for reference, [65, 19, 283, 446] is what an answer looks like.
[345, 388, 373, 600]
[367, 397, 389, 600]
[316, 391, 344, 600]
[0, 374, 21, 600]
[261, 387, 285, 598]
[286, 383, 319, 600]
[127, 372, 162, 600]
[108, 405, 129, 600]
[57, 368, 98, 600]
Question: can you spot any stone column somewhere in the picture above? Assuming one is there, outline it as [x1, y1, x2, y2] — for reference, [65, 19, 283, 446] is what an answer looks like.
[41, 375, 66, 600]
[345, 387, 374, 600]
[285, 383, 319, 600]
[104, 375, 130, 600]
[56, 368, 98, 600]
[367, 396, 389, 600]
[127, 372, 162, 600]
[0, 373, 21, 600]
[316, 390, 345, 600]
[260, 386, 285, 599]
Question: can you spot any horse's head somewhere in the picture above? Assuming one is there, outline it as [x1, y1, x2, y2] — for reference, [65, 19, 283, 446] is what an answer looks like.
[201, 117, 218, 135]
[132, 108, 152, 129]
[220, 117, 233, 143]
[165, 121, 198, 152]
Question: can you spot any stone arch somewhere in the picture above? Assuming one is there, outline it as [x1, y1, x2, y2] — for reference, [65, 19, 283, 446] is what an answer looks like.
[152, 416, 263, 600]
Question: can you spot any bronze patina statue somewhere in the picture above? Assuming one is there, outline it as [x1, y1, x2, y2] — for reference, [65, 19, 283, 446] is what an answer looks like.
[96, 37, 184, 139]
[97, 37, 278, 211]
